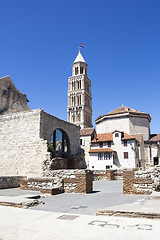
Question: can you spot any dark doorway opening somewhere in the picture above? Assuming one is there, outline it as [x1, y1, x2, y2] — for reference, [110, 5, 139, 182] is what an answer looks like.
[154, 157, 159, 166]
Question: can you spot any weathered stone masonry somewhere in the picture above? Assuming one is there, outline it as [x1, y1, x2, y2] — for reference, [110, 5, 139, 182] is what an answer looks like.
[20, 170, 93, 194]
[0, 109, 80, 177]
[123, 167, 160, 195]
[0, 176, 25, 189]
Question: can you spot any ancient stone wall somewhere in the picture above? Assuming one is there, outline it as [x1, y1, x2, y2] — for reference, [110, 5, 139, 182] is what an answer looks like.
[0, 108, 83, 177]
[93, 170, 123, 181]
[40, 111, 80, 156]
[0, 176, 25, 189]
[20, 169, 93, 194]
[123, 167, 160, 195]
[0, 109, 50, 177]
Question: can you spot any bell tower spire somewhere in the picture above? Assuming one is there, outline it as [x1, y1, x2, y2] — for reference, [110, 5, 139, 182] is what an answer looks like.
[67, 49, 92, 129]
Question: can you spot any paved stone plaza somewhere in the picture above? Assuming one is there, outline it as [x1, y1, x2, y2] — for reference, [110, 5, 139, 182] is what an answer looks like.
[0, 180, 160, 239]
[29, 180, 148, 215]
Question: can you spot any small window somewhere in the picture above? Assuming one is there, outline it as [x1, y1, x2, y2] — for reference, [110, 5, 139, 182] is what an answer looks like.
[104, 153, 112, 160]
[115, 133, 119, 137]
[124, 140, 127, 146]
[124, 152, 128, 159]
[99, 142, 103, 148]
[108, 141, 111, 147]
[80, 139, 82, 145]
[106, 166, 110, 169]
[98, 153, 103, 160]
[92, 166, 94, 169]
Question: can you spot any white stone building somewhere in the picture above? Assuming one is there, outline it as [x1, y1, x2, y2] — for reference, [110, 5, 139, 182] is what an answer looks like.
[88, 106, 160, 170]
[80, 128, 95, 168]
[144, 134, 160, 167]
[95, 106, 151, 141]
[89, 131, 144, 170]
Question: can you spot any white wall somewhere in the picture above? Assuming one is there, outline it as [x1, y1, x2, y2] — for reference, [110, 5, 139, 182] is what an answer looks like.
[96, 115, 150, 142]
[80, 135, 91, 167]
[96, 117, 130, 134]
[144, 143, 160, 166]
[89, 132, 137, 170]
[89, 153, 113, 170]
[129, 117, 150, 141]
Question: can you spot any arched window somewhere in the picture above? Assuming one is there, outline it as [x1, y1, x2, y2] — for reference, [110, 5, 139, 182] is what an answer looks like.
[50, 129, 70, 158]
[75, 67, 78, 75]
[80, 67, 83, 74]
[79, 80, 81, 89]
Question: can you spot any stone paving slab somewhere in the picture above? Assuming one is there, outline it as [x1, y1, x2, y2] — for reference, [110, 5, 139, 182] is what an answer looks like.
[0, 206, 160, 240]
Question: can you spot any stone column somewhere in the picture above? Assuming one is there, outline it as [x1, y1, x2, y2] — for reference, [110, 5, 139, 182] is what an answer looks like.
[82, 94, 85, 105]
[81, 109, 84, 124]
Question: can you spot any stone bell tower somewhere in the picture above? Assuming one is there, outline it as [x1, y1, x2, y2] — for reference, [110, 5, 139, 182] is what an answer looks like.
[67, 50, 92, 129]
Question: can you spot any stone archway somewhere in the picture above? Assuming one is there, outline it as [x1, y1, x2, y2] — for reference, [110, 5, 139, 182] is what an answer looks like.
[50, 128, 70, 158]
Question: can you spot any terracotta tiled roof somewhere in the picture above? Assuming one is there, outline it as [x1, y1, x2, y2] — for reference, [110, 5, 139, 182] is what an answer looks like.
[92, 131, 138, 143]
[121, 132, 136, 141]
[150, 134, 160, 142]
[91, 133, 113, 142]
[107, 106, 143, 115]
[89, 148, 115, 153]
[131, 134, 143, 143]
[95, 106, 151, 122]
[80, 128, 95, 136]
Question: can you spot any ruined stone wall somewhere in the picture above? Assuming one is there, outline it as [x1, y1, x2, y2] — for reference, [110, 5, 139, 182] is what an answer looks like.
[45, 169, 93, 193]
[0, 176, 25, 189]
[93, 170, 123, 181]
[20, 169, 93, 194]
[40, 111, 80, 156]
[123, 167, 160, 195]
[0, 108, 83, 177]
[0, 76, 29, 115]
[0, 109, 50, 177]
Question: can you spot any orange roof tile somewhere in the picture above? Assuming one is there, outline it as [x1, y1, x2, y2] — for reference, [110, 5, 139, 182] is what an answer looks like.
[91, 131, 139, 143]
[131, 134, 143, 143]
[95, 106, 151, 122]
[91, 133, 113, 142]
[121, 132, 135, 141]
[80, 128, 95, 136]
[89, 148, 115, 153]
[150, 134, 160, 142]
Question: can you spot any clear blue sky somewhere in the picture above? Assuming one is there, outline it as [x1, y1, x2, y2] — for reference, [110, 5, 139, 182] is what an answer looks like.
[0, 0, 160, 133]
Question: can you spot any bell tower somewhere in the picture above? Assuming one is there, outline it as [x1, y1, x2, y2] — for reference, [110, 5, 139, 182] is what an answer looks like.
[67, 50, 92, 129]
